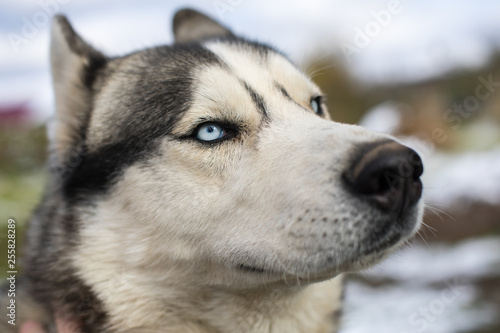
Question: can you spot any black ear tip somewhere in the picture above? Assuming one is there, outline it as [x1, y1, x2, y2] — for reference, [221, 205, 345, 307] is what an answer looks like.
[175, 8, 201, 18]
[52, 14, 71, 29]
[51, 14, 106, 63]
[174, 8, 205, 20]
[173, 8, 206, 31]
[53, 14, 67, 22]
[172, 8, 233, 43]
[51, 14, 77, 39]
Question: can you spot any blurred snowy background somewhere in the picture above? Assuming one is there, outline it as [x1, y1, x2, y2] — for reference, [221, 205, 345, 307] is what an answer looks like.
[1, 0, 499, 332]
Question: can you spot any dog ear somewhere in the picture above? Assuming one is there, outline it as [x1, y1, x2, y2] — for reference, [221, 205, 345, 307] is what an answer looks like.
[49, 15, 107, 167]
[173, 9, 234, 43]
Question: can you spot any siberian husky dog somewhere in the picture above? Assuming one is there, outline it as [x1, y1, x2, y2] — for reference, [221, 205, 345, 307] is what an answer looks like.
[1, 8, 423, 333]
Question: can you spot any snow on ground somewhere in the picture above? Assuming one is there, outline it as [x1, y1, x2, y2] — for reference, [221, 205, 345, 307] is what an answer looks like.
[422, 148, 500, 206]
[357, 101, 403, 134]
[343, 280, 496, 333]
[342, 237, 500, 333]
[363, 237, 500, 283]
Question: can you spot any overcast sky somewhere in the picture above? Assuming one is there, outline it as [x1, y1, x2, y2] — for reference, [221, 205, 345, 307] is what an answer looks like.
[1, 0, 500, 120]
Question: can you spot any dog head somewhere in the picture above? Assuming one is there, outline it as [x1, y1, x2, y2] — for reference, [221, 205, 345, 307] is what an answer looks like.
[49, 9, 423, 290]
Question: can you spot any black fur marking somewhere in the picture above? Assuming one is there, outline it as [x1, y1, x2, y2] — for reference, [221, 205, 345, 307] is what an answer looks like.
[27, 267, 107, 333]
[61, 130, 165, 199]
[276, 83, 291, 101]
[81, 53, 108, 91]
[275, 82, 311, 113]
[24, 193, 108, 332]
[243, 81, 268, 119]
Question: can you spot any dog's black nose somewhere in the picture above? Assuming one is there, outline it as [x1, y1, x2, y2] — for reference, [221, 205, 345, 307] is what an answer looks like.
[344, 141, 423, 215]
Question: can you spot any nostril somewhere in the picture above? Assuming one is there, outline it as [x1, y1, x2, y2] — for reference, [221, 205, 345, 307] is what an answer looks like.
[376, 173, 391, 194]
[354, 164, 397, 196]
[410, 149, 424, 180]
[344, 140, 424, 214]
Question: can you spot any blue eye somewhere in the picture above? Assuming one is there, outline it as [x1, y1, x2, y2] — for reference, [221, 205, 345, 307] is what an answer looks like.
[196, 123, 226, 142]
[311, 96, 323, 115]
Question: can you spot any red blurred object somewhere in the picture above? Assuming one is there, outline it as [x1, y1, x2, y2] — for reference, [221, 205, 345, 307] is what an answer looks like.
[0, 102, 32, 127]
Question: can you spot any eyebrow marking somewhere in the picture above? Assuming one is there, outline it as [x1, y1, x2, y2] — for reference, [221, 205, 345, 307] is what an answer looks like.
[276, 83, 292, 101]
[242, 81, 268, 119]
[275, 82, 311, 113]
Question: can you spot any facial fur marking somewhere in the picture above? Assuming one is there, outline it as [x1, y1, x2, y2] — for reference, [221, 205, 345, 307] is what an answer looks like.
[242, 81, 268, 119]
[275, 82, 313, 115]
[276, 83, 292, 101]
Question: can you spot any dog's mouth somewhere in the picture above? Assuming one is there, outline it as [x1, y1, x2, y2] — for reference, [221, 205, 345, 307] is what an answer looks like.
[354, 213, 420, 262]
[360, 228, 404, 258]
[237, 263, 267, 274]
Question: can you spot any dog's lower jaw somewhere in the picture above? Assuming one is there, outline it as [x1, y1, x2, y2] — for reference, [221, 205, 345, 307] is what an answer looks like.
[97, 276, 344, 333]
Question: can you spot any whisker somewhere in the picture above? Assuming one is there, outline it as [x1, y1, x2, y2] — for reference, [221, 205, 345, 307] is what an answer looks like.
[415, 229, 431, 248]
[426, 204, 456, 223]
[420, 221, 437, 233]
[425, 206, 445, 223]
[423, 180, 452, 201]
[196, 91, 217, 103]
[307, 63, 337, 80]
[303, 50, 338, 74]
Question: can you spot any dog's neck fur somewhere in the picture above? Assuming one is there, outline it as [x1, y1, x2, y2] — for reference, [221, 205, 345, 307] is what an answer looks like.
[117, 278, 342, 333]
[85, 269, 342, 333]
